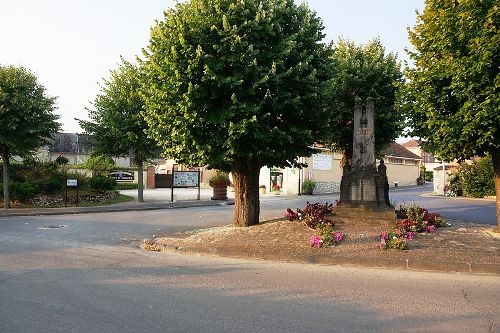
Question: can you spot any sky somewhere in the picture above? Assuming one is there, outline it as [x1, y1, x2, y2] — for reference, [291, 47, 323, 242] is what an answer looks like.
[0, 0, 425, 133]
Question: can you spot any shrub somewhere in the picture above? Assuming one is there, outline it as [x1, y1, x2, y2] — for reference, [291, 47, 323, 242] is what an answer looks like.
[0, 182, 38, 201]
[458, 156, 495, 198]
[89, 176, 116, 193]
[208, 172, 231, 187]
[114, 183, 139, 190]
[83, 155, 115, 176]
[301, 179, 316, 195]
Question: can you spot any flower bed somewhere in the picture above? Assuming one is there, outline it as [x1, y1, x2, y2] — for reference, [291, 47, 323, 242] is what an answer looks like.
[285, 202, 344, 248]
[378, 202, 447, 250]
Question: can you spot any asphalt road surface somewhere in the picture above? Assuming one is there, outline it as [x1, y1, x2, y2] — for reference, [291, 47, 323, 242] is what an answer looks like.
[0, 185, 498, 332]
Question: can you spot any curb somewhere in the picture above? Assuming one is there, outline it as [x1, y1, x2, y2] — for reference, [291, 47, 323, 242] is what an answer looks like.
[156, 245, 500, 276]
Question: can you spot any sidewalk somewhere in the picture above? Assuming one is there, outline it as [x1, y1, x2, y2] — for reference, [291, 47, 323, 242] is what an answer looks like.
[152, 218, 500, 275]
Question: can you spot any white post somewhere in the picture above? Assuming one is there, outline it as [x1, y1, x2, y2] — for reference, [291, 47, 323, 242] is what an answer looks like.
[442, 161, 446, 195]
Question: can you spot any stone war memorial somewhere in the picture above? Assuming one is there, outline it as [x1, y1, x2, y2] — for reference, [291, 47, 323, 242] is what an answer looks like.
[335, 97, 397, 222]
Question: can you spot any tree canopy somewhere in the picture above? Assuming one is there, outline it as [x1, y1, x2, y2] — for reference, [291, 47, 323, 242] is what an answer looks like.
[325, 38, 404, 158]
[141, 0, 333, 226]
[402, 0, 499, 161]
[402, 0, 499, 229]
[0, 65, 60, 208]
[79, 59, 160, 202]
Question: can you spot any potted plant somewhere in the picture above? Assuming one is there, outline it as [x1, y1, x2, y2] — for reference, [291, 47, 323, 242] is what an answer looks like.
[259, 185, 266, 194]
[301, 179, 316, 195]
[209, 172, 231, 200]
[272, 184, 281, 194]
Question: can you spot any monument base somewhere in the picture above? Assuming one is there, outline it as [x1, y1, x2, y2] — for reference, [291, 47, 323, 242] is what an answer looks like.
[334, 202, 397, 224]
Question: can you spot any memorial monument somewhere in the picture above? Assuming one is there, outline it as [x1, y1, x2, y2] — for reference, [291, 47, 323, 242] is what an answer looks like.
[336, 97, 396, 222]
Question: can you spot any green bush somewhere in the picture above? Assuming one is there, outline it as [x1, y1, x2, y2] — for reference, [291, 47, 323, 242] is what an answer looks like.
[424, 171, 433, 181]
[114, 183, 139, 190]
[458, 156, 495, 198]
[301, 179, 316, 195]
[89, 176, 117, 193]
[209, 172, 231, 187]
[0, 182, 38, 201]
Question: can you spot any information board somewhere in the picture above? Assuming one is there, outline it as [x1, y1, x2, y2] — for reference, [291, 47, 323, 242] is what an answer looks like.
[173, 171, 199, 187]
[66, 179, 78, 187]
[312, 154, 332, 170]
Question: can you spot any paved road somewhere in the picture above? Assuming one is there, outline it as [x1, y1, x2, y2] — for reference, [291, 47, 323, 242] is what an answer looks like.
[0, 186, 498, 332]
[122, 183, 497, 225]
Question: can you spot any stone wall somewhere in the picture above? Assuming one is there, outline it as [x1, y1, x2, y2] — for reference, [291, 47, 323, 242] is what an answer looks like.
[313, 181, 340, 194]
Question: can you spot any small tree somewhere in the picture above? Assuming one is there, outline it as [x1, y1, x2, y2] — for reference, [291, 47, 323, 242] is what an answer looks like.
[402, 0, 500, 229]
[325, 39, 404, 160]
[79, 59, 160, 202]
[142, 0, 333, 226]
[82, 155, 115, 177]
[0, 65, 60, 208]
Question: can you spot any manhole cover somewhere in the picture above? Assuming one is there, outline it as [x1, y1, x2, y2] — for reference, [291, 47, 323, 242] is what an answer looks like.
[36, 225, 68, 230]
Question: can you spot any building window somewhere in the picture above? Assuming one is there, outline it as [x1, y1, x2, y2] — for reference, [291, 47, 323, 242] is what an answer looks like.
[405, 159, 418, 165]
[387, 157, 403, 164]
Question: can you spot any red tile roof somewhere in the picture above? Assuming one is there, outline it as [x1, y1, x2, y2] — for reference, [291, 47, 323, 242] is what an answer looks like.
[401, 139, 422, 148]
[383, 142, 421, 159]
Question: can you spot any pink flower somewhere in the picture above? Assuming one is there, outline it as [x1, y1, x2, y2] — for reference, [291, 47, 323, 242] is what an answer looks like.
[334, 232, 344, 242]
[380, 232, 389, 241]
[404, 231, 415, 240]
[310, 236, 322, 248]
[427, 225, 436, 233]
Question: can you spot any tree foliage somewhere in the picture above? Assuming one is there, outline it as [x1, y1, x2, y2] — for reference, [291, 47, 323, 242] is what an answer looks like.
[402, 0, 499, 159]
[325, 39, 404, 157]
[141, 0, 333, 226]
[402, 0, 500, 229]
[79, 59, 160, 202]
[0, 65, 60, 208]
[80, 59, 159, 163]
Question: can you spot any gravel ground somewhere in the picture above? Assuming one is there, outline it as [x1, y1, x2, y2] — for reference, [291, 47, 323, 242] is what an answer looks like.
[152, 218, 500, 274]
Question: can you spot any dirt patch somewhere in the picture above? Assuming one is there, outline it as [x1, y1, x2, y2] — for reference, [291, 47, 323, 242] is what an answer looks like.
[152, 218, 500, 274]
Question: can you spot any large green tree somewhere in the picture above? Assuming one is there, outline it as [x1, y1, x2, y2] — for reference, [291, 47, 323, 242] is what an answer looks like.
[325, 38, 404, 160]
[402, 0, 500, 230]
[0, 65, 60, 208]
[142, 0, 333, 226]
[79, 59, 160, 202]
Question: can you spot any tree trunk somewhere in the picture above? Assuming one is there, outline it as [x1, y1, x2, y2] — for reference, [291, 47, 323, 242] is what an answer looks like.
[231, 159, 260, 227]
[1, 153, 10, 209]
[493, 151, 500, 232]
[137, 159, 144, 203]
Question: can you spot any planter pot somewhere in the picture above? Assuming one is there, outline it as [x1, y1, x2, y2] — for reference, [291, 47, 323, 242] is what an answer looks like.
[211, 186, 228, 200]
[259, 188, 266, 194]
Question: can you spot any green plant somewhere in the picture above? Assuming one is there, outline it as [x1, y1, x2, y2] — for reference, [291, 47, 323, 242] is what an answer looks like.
[424, 171, 433, 181]
[301, 179, 316, 195]
[114, 183, 139, 190]
[380, 232, 408, 250]
[208, 173, 231, 188]
[1, 182, 38, 201]
[82, 155, 115, 176]
[89, 176, 116, 193]
[458, 157, 495, 198]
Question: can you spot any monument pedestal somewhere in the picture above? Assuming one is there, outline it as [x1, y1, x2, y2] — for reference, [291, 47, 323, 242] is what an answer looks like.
[334, 202, 397, 224]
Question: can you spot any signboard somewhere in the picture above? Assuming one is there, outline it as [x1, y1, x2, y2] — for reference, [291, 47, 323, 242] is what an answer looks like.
[312, 154, 332, 170]
[66, 179, 78, 187]
[173, 171, 199, 187]
[109, 171, 134, 181]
